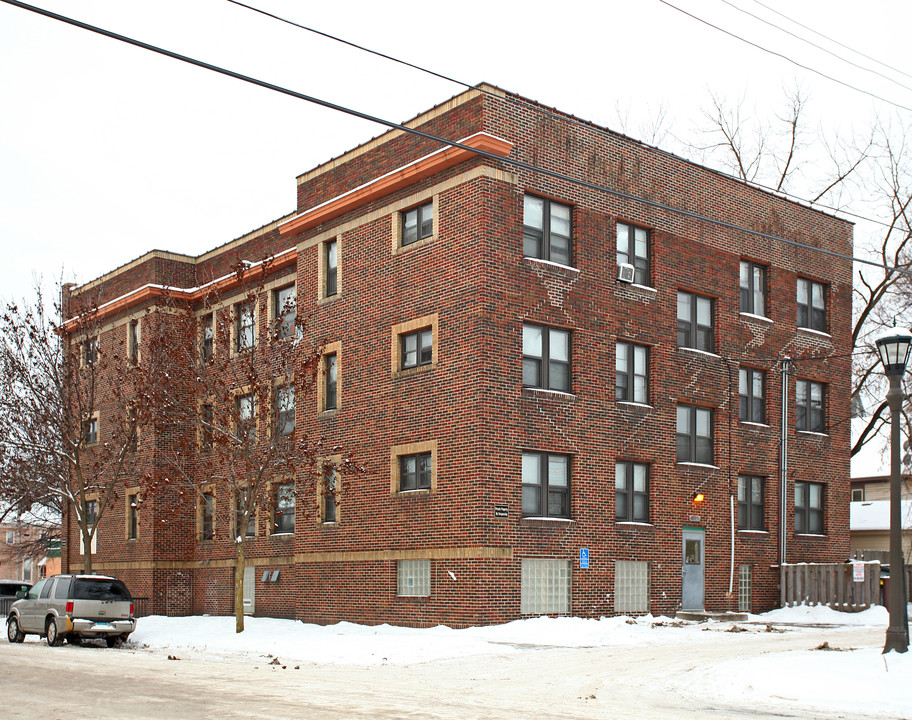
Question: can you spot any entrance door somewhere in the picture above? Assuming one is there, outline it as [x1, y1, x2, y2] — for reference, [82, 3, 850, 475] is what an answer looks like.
[243, 566, 255, 615]
[682, 529, 705, 611]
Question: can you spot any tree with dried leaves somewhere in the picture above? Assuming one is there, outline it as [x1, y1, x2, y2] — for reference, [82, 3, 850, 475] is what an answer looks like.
[0, 283, 152, 573]
[143, 260, 358, 633]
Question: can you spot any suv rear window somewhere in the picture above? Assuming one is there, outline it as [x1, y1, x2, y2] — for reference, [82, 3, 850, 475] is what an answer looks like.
[73, 578, 131, 601]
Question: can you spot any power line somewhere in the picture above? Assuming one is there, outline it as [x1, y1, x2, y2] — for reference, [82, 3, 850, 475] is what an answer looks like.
[746, 0, 912, 84]
[657, 0, 912, 114]
[3, 0, 911, 279]
[223, 0, 910, 239]
[716, 0, 912, 95]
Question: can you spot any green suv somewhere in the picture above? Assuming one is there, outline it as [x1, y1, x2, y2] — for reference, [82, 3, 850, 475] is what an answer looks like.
[6, 574, 135, 647]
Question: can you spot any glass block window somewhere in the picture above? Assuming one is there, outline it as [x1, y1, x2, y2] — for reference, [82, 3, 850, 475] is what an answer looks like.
[738, 564, 752, 613]
[520, 558, 570, 614]
[614, 560, 650, 614]
[397, 559, 430, 596]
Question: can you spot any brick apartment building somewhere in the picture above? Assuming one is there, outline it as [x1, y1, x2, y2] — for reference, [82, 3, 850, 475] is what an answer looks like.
[60, 84, 852, 626]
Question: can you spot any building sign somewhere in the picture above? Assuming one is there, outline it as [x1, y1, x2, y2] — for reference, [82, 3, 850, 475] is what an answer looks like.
[494, 504, 508, 518]
[580, 548, 590, 569]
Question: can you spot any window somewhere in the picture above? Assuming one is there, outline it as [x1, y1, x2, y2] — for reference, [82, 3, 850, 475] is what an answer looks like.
[523, 324, 570, 392]
[401, 329, 432, 370]
[399, 452, 432, 491]
[273, 285, 296, 339]
[851, 486, 865, 502]
[82, 337, 98, 366]
[676, 405, 713, 464]
[522, 452, 570, 519]
[237, 393, 255, 442]
[737, 475, 764, 530]
[616, 342, 648, 403]
[5, 530, 13, 545]
[616, 222, 650, 285]
[397, 559, 430, 596]
[677, 291, 714, 352]
[739, 261, 766, 316]
[201, 403, 214, 450]
[520, 558, 570, 614]
[236, 491, 255, 538]
[201, 314, 214, 362]
[614, 560, 650, 614]
[739, 368, 766, 424]
[738, 565, 752, 613]
[402, 202, 433, 246]
[235, 301, 255, 352]
[523, 195, 572, 266]
[83, 416, 98, 446]
[324, 353, 338, 411]
[273, 482, 295, 534]
[796, 379, 825, 433]
[615, 461, 649, 523]
[325, 239, 338, 296]
[85, 499, 97, 528]
[128, 319, 139, 364]
[274, 385, 295, 436]
[323, 468, 338, 524]
[127, 493, 138, 540]
[797, 278, 826, 332]
[201, 492, 214, 541]
[795, 481, 824, 534]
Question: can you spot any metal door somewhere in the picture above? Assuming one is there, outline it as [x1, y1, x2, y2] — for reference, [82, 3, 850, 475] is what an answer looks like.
[682, 529, 705, 611]
[243, 566, 255, 615]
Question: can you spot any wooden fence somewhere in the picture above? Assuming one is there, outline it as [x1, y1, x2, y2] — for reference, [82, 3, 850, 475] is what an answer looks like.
[780, 562, 881, 612]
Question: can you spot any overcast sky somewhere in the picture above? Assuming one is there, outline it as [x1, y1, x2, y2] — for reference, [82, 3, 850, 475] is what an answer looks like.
[3, 0, 911, 303]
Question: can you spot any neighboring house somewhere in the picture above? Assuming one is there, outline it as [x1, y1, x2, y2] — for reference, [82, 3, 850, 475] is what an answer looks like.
[59, 84, 852, 625]
[850, 475, 912, 558]
[0, 521, 57, 582]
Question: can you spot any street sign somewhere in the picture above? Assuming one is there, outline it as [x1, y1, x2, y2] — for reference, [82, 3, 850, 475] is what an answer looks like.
[852, 561, 865, 583]
[580, 548, 590, 569]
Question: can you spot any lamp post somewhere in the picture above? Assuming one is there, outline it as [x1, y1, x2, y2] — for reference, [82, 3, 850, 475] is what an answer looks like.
[875, 328, 912, 654]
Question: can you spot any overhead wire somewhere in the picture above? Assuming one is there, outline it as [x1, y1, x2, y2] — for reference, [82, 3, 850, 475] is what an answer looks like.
[3, 0, 912, 280]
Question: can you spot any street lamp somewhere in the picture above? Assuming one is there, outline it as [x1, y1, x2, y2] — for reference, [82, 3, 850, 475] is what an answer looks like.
[875, 327, 912, 654]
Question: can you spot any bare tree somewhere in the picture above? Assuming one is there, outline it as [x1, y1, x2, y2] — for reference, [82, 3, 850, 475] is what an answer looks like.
[144, 259, 359, 633]
[0, 283, 153, 573]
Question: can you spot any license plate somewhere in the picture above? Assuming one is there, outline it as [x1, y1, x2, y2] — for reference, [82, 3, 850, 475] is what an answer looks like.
[94, 622, 113, 629]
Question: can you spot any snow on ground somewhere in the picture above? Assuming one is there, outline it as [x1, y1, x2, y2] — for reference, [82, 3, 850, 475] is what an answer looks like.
[128, 605, 911, 716]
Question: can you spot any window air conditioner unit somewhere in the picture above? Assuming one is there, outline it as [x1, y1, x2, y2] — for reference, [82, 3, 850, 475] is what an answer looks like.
[617, 263, 636, 283]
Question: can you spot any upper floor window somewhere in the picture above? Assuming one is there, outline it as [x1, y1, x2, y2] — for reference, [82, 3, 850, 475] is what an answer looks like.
[323, 468, 338, 524]
[677, 291, 714, 353]
[523, 324, 570, 393]
[739, 367, 766, 424]
[616, 222, 650, 285]
[523, 196, 571, 266]
[126, 493, 138, 540]
[616, 342, 648, 404]
[235, 301, 255, 352]
[795, 481, 824, 534]
[739, 261, 767, 317]
[399, 452, 432, 491]
[796, 379, 825, 433]
[200, 314, 214, 362]
[274, 385, 295, 436]
[128, 320, 140, 364]
[200, 403, 214, 450]
[797, 278, 826, 332]
[615, 461, 649, 523]
[82, 416, 98, 446]
[237, 393, 255, 442]
[738, 475, 764, 530]
[522, 451, 570, 519]
[83, 337, 98, 366]
[200, 492, 214, 541]
[402, 202, 433, 246]
[236, 490, 256, 538]
[273, 285, 296, 339]
[325, 240, 338, 297]
[676, 404, 713, 464]
[324, 353, 338, 411]
[401, 328, 432, 370]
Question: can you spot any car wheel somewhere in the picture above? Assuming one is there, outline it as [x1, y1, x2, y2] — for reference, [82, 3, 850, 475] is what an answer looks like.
[46, 618, 63, 647]
[7, 616, 24, 643]
[66, 635, 83, 646]
[105, 635, 122, 648]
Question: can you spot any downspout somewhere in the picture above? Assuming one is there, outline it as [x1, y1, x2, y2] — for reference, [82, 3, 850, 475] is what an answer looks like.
[779, 357, 791, 567]
[726, 359, 735, 596]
